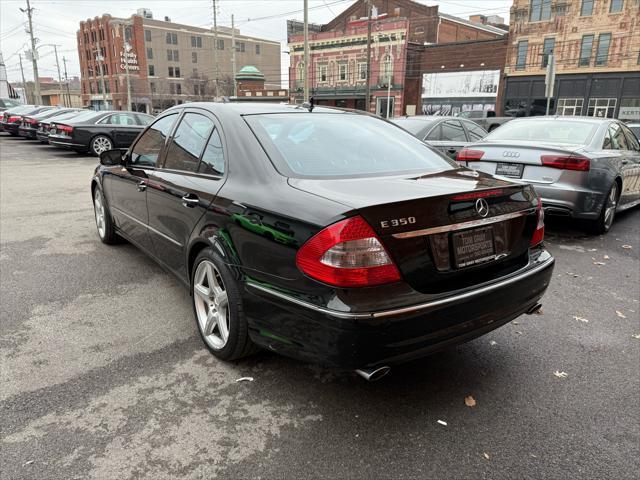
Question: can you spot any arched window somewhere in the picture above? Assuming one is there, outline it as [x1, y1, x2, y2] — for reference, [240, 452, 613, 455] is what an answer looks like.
[380, 54, 393, 85]
[296, 61, 304, 88]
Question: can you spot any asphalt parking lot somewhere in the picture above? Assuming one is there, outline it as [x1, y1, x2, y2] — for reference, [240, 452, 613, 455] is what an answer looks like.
[1, 133, 638, 480]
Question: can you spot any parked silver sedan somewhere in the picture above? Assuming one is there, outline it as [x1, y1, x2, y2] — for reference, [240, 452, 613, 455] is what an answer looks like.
[457, 117, 640, 233]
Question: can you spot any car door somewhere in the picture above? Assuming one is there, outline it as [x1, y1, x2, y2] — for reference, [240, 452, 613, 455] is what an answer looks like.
[426, 120, 468, 159]
[146, 109, 226, 280]
[103, 113, 180, 253]
[607, 123, 637, 205]
[619, 123, 640, 203]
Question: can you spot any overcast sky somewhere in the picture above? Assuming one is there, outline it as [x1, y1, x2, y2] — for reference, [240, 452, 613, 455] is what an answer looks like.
[1, 0, 512, 85]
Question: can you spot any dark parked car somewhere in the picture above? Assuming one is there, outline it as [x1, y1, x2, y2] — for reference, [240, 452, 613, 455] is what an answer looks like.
[19, 108, 81, 140]
[0, 98, 23, 112]
[392, 116, 488, 159]
[91, 103, 553, 379]
[49, 110, 154, 155]
[1, 105, 54, 135]
[36, 110, 92, 143]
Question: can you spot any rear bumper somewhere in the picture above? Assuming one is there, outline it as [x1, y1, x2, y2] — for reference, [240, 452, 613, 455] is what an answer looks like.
[532, 182, 604, 220]
[18, 126, 37, 139]
[36, 131, 50, 142]
[243, 249, 554, 369]
[49, 135, 85, 149]
[2, 122, 20, 135]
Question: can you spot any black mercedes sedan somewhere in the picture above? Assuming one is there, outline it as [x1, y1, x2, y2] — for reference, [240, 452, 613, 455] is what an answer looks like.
[49, 110, 153, 155]
[19, 107, 81, 140]
[1, 105, 55, 135]
[91, 103, 554, 379]
[392, 115, 488, 160]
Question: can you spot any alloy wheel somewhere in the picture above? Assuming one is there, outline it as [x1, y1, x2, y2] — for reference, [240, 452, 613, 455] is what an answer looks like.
[94, 190, 106, 239]
[93, 136, 112, 155]
[604, 183, 617, 230]
[193, 260, 230, 350]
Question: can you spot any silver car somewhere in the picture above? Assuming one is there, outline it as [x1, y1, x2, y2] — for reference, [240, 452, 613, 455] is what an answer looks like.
[457, 117, 640, 233]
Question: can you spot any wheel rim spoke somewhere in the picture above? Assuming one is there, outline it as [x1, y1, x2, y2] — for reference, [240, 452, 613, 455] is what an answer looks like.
[217, 312, 229, 342]
[194, 283, 210, 302]
[204, 310, 218, 336]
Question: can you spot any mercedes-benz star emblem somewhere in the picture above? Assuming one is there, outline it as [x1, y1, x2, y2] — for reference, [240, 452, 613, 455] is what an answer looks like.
[475, 198, 490, 218]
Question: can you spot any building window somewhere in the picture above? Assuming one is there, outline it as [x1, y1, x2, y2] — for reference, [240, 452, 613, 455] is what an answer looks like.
[587, 98, 616, 118]
[148, 64, 155, 76]
[380, 54, 393, 84]
[145, 29, 151, 42]
[296, 62, 304, 88]
[168, 66, 181, 77]
[150, 82, 156, 93]
[217, 39, 225, 50]
[176, 83, 182, 95]
[167, 49, 179, 61]
[192, 52, 197, 63]
[191, 36, 202, 48]
[530, 0, 552, 21]
[319, 65, 327, 83]
[358, 62, 367, 80]
[579, 35, 594, 67]
[147, 48, 153, 59]
[516, 40, 528, 70]
[166, 32, 178, 45]
[555, 3, 568, 15]
[541, 38, 555, 67]
[237, 41, 245, 52]
[595, 33, 612, 66]
[169, 83, 182, 95]
[580, 0, 594, 15]
[255, 44, 261, 55]
[610, 0, 624, 12]
[338, 64, 347, 82]
[557, 98, 584, 116]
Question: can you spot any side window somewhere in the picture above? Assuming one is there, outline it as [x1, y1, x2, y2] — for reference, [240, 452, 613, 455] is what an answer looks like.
[464, 121, 487, 142]
[98, 114, 115, 125]
[441, 121, 467, 142]
[115, 114, 137, 126]
[136, 114, 153, 126]
[130, 113, 178, 167]
[603, 129, 613, 150]
[620, 125, 640, 152]
[425, 124, 441, 141]
[610, 124, 629, 150]
[163, 112, 213, 172]
[199, 127, 225, 175]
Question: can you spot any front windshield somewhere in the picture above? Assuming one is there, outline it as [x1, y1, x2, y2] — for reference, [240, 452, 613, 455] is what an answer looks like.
[486, 119, 598, 145]
[246, 112, 455, 178]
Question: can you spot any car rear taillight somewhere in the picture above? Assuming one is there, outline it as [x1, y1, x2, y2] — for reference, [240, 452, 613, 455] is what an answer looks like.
[456, 149, 485, 162]
[26, 118, 38, 125]
[8, 115, 21, 123]
[541, 154, 590, 172]
[58, 125, 74, 134]
[530, 196, 545, 247]
[296, 216, 401, 287]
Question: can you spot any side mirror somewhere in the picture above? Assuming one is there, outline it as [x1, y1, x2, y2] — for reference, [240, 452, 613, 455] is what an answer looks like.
[100, 149, 126, 166]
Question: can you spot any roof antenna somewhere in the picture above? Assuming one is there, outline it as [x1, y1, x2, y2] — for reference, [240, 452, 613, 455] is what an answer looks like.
[302, 96, 314, 112]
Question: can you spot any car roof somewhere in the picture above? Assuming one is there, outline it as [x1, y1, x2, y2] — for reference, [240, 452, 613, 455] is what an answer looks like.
[509, 116, 616, 126]
[393, 116, 458, 122]
[162, 102, 350, 116]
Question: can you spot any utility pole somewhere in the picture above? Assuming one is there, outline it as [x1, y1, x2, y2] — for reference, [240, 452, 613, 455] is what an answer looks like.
[212, 0, 219, 99]
[18, 54, 31, 104]
[22, 0, 41, 104]
[62, 56, 72, 107]
[53, 45, 64, 106]
[231, 14, 237, 98]
[364, 0, 373, 113]
[121, 23, 132, 111]
[95, 43, 108, 110]
[303, 0, 309, 103]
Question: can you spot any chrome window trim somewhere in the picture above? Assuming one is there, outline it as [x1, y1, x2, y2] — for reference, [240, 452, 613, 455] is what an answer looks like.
[246, 255, 554, 320]
[391, 209, 533, 238]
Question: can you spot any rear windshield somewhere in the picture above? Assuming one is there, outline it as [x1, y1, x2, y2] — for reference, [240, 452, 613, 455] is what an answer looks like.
[486, 119, 598, 145]
[392, 118, 437, 136]
[246, 112, 455, 178]
[62, 111, 101, 124]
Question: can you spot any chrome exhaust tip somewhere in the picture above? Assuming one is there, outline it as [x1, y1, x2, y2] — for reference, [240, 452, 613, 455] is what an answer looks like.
[526, 303, 543, 315]
[355, 366, 391, 382]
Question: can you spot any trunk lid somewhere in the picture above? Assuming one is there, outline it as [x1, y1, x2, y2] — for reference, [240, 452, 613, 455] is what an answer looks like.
[462, 141, 587, 183]
[290, 169, 538, 294]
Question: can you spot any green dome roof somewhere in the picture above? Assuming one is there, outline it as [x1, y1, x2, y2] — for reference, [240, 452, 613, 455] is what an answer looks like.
[236, 65, 264, 80]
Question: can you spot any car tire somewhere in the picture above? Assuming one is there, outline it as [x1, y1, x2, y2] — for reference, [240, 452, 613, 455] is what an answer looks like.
[588, 181, 619, 234]
[90, 135, 113, 156]
[92, 186, 119, 244]
[191, 248, 258, 361]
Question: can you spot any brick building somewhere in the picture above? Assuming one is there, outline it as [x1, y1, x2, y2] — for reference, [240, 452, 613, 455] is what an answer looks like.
[504, 0, 640, 120]
[77, 9, 281, 112]
[288, 0, 506, 117]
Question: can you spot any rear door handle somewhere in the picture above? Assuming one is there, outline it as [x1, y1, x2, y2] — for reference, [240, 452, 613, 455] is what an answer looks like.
[137, 181, 147, 192]
[182, 194, 199, 208]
